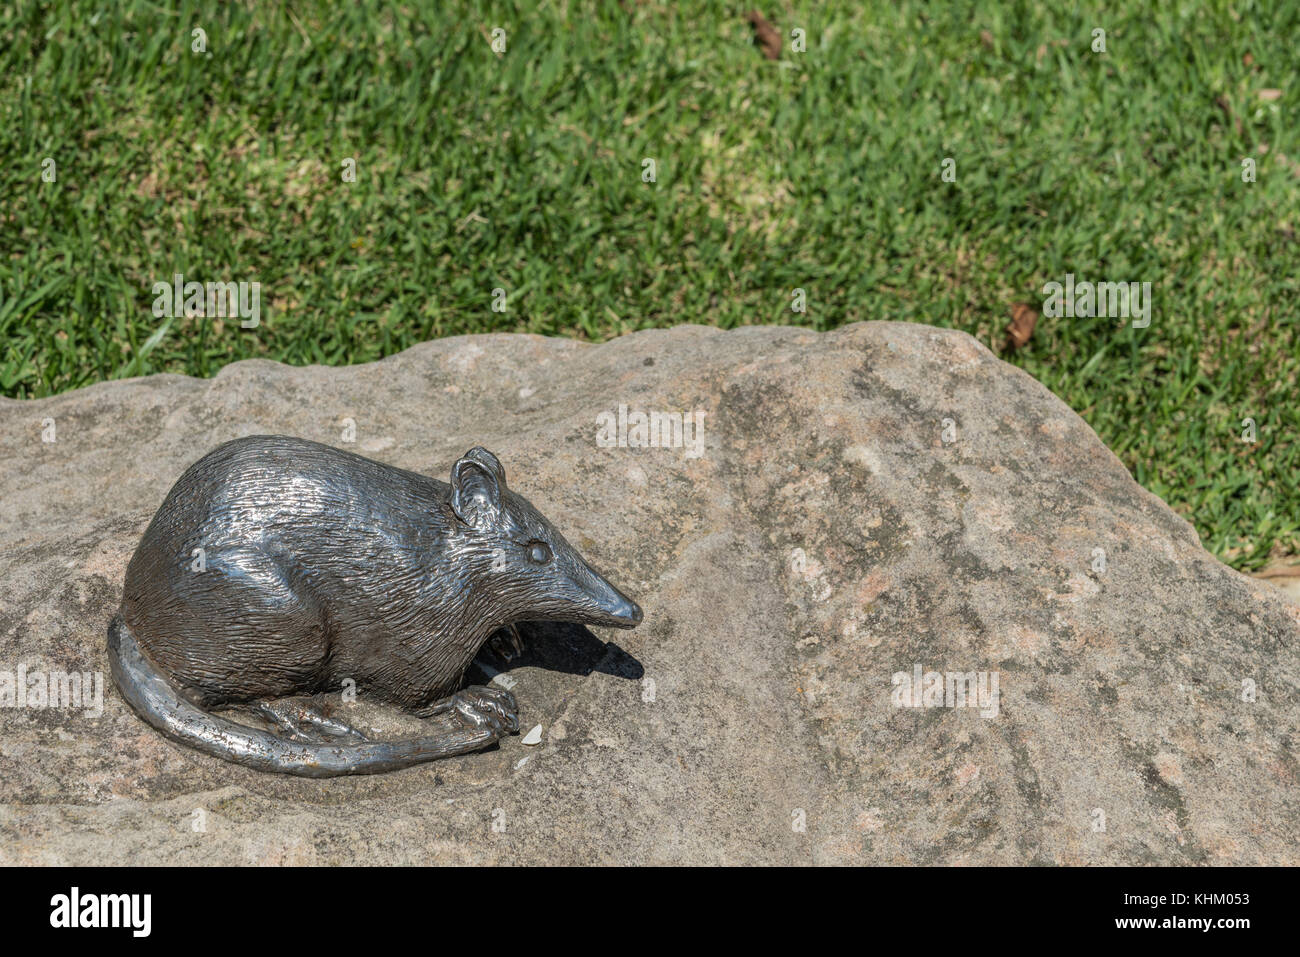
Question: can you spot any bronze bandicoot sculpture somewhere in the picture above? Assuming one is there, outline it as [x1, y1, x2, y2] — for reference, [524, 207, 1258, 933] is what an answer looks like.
[108, 436, 642, 777]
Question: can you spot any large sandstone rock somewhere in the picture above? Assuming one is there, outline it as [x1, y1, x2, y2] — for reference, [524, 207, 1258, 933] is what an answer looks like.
[1, 322, 1296, 865]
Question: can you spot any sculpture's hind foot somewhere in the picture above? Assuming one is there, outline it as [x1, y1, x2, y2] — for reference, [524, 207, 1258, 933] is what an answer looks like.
[412, 685, 519, 738]
[254, 698, 371, 744]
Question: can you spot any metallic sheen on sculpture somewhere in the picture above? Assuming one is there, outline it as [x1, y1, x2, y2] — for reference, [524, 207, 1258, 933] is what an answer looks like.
[107, 435, 642, 777]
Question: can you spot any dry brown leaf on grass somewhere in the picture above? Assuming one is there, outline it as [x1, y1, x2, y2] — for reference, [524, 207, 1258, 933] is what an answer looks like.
[1005, 303, 1038, 350]
[1253, 559, 1300, 606]
[745, 10, 781, 60]
[1254, 560, 1300, 580]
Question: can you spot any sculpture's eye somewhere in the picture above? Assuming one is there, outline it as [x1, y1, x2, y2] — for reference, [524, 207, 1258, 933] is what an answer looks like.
[527, 542, 552, 564]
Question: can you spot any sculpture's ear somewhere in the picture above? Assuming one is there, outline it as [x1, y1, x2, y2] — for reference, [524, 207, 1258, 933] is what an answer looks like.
[451, 447, 507, 527]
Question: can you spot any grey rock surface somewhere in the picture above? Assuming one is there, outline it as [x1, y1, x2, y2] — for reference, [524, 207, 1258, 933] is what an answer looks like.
[1, 322, 1296, 865]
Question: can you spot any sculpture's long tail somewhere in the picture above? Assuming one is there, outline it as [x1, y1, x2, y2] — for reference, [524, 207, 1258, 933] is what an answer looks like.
[107, 615, 500, 777]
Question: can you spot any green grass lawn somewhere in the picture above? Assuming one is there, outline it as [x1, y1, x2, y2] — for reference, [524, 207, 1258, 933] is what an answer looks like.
[2, 1, 1297, 571]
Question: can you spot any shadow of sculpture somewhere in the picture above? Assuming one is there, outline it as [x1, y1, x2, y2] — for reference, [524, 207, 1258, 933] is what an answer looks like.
[469, 620, 644, 683]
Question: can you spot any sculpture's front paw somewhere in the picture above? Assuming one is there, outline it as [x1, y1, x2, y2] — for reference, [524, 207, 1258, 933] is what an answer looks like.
[452, 685, 520, 737]
[488, 624, 525, 661]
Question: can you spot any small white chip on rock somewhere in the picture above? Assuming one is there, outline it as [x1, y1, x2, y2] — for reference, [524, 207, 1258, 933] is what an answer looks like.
[521, 724, 543, 746]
